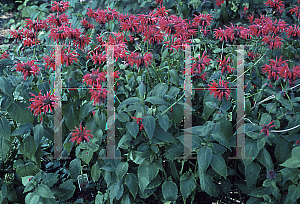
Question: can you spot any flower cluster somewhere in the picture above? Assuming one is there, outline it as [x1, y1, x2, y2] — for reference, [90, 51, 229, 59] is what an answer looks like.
[69, 123, 94, 145]
[260, 120, 276, 137]
[208, 77, 231, 101]
[15, 60, 40, 80]
[28, 91, 58, 117]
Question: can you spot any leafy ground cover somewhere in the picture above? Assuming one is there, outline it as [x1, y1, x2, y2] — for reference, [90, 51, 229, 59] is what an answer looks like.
[0, 0, 300, 203]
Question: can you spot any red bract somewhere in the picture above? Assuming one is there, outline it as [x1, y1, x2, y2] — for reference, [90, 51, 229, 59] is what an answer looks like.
[119, 15, 139, 33]
[279, 65, 300, 81]
[48, 25, 70, 42]
[0, 51, 9, 59]
[247, 51, 260, 61]
[214, 27, 233, 42]
[90, 50, 106, 65]
[89, 86, 107, 106]
[262, 56, 288, 81]
[82, 69, 106, 87]
[261, 34, 283, 49]
[69, 123, 94, 145]
[15, 60, 40, 80]
[289, 6, 300, 19]
[208, 77, 231, 100]
[153, 5, 169, 17]
[264, 0, 285, 14]
[224, 23, 248, 40]
[217, 56, 235, 75]
[260, 120, 276, 137]
[132, 117, 144, 130]
[215, 0, 226, 7]
[191, 51, 212, 73]
[43, 55, 56, 71]
[81, 18, 95, 30]
[28, 91, 58, 116]
[25, 18, 47, 31]
[47, 13, 70, 28]
[192, 13, 213, 28]
[50, 1, 70, 12]
[286, 25, 300, 39]
[127, 52, 153, 68]
[61, 47, 78, 67]
[143, 25, 164, 44]
[9, 28, 26, 41]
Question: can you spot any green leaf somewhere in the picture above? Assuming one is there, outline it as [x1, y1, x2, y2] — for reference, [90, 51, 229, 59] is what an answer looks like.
[158, 114, 169, 132]
[52, 180, 75, 201]
[94, 111, 106, 132]
[259, 113, 272, 126]
[162, 181, 178, 201]
[138, 161, 159, 192]
[169, 69, 179, 86]
[79, 102, 96, 120]
[64, 102, 79, 130]
[36, 184, 55, 198]
[211, 131, 230, 149]
[11, 123, 33, 136]
[198, 169, 218, 197]
[33, 124, 44, 150]
[25, 192, 40, 204]
[285, 185, 300, 203]
[245, 162, 261, 187]
[138, 82, 146, 100]
[118, 97, 141, 108]
[161, 49, 169, 62]
[177, 135, 202, 149]
[116, 162, 128, 181]
[257, 137, 267, 150]
[19, 136, 36, 158]
[146, 97, 170, 105]
[142, 115, 155, 140]
[180, 173, 196, 200]
[126, 122, 139, 138]
[256, 147, 273, 170]
[125, 173, 138, 199]
[210, 153, 228, 178]
[197, 146, 212, 172]
[242, 138, 259, 167]
[0, 117, 10, 140]
[280, 168, 300, 181]
[0, 76, 13, 99]
[154, 127, 176, 143]
[8, 101, 34, 124]
[69, 158, 81, 179]
[280, 157, 300, 168]
[15, 161, 37, 178]
[91, 163, 101, 182]
[41, 173, 58, 188]
[170, 104, 184, 124]
[292, 147, 300, 158]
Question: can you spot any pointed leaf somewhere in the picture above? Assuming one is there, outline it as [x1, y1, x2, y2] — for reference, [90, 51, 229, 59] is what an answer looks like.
[197, 146, 212, 172]
[158, 114, 169, 132]
[142, 115, 155, 140]
[162, 181, 178, 201]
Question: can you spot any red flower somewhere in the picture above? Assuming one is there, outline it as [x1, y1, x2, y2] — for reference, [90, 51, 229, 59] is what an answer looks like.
[289, 6, 300, 20]
[15, 60, 40, 80]
[119, 15, 139, 33]
[89, 86, 107, 106]
[191, 51, 212, 73]
[132, 117, 144, 130]
[264, 0, 285, 14]
[0, 51, 9, 59]
[247, 13, 254, 24]
[23, 38, 40, 47]
[81, 18, 95, 30]
[50, 1, 70, 12]
[247, 51, 260, 61]
[217, 56, 235, 75]
[260, 120, 276, 137]
[82, 69, 106, 87]
[208, 77, 231, 100]
[286, 25, 300, 39]
[25, 18, 47, 31]
[127, 52, 153, 68]
[153, 5, 169, 17]
[61, 47, 78, 67]
[69, 123, 93, 145]
[28, 91, 58, 116]
[192, 13, 213, 28]
[215, 0, 227, 7]
[143, 25, 164, 44]
[261, 34, 283, 49]
[43, 55, 56, 71]
[47, 13, 70, 28]
[214, 27, 233, 42]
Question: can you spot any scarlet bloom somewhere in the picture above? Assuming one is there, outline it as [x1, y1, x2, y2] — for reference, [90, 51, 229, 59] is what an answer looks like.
[47, 13, 70, 28]
[127, 52, 153, 68]
[260, 120, 276, 137]
[25, 18, 46, 31]
[15, 60, 40, 80]
[192, 13, 213, 29]
[264, 0, 285, 14]
[143, 25, 164, 44]
[153, 5, 169, 17]
[214, 27, 233, 42]
[217, 56, 235, 75]
[82, 69, 106, 87]
[215, 0, 227, 7]
[132, 117, 144, 130]
[289, 6, 300, 19]
[89, 86, 107, 106]
[50, 1, 70, 12]
[0, 51, 9, 59]
[261, 34, 283, 49]
[119, 15, 139, 33]
[247, 51, 260, 61]
[69, 123, 94, 145]
[61, 47, 78, 67]
[28, 91, 58, 116]
[43, 55, 56, 71]
[208, 77, 231, 100]
[191, 51, 212, 73]
[286, 25, 300, 39]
